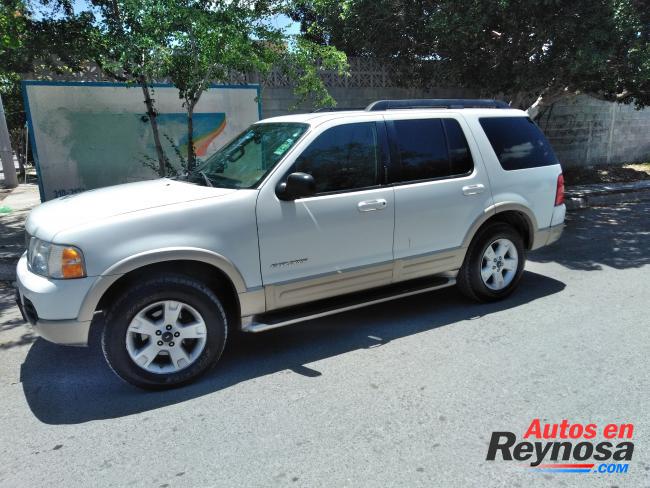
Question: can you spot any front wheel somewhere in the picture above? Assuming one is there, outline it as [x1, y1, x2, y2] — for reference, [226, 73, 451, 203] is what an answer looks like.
[102, 274, 227, 390]
[457, 222, 525, 302]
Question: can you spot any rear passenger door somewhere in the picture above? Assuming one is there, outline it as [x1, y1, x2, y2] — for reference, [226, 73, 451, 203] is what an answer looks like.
[385, 114, 493, 269]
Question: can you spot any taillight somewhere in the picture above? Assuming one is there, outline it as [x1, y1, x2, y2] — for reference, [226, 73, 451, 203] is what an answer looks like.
[555, 173, 565, 206]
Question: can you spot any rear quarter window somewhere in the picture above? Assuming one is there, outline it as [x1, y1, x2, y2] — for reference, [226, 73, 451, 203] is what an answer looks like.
[479, 117, 559, 170]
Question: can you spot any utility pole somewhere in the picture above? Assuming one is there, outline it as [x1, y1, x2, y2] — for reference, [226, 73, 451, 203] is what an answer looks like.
[0, 94, 19, 188]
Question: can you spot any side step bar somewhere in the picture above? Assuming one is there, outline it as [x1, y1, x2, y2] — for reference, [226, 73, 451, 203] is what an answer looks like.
[242, 276, 456, 333]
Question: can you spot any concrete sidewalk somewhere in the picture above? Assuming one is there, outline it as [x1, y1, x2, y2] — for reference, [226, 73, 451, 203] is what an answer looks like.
[0, 184, 40, 281]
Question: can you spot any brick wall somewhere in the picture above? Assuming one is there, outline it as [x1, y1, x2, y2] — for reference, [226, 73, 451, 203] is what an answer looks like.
[539, 94, 650, 168]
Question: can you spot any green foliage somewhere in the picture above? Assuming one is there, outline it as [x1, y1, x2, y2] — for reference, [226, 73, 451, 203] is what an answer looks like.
[1, 1, 96, 170]
[282, 37, 348, 108]
[138, 0, 348, 168]
[292, 0, 649, 108]
[2, 0, 349, 174]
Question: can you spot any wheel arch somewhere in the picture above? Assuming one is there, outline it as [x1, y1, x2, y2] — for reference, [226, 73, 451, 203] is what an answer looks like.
[463, 203, 537, 251]
[79, 248, 247, 325]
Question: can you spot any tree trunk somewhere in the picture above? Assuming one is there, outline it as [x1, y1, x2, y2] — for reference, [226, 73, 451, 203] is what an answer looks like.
[187, 104, 196, 171]
[140, 79, 167, 177]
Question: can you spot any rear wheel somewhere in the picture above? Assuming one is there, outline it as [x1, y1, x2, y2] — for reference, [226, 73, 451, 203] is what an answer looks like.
[102, 274, 227, 389]
[457, 222, 525, 302]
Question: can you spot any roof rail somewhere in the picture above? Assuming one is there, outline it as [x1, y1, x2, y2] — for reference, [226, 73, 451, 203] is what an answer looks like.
[312, 106, 364, 113]
[365, 99, 511, 111]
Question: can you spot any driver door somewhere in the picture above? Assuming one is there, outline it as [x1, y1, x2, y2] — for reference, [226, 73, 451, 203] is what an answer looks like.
[256, 120, 395, 310]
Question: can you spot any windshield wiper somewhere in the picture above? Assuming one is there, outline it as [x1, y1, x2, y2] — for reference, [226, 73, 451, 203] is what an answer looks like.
[185, 169, 213, 187]
[198, 170, 213, 187]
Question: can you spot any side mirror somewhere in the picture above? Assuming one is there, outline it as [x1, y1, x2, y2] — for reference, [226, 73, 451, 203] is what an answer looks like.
[276, 172, 316, 201]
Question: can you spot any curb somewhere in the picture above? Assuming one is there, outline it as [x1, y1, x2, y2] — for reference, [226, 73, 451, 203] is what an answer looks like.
[565, 180, 650, 210]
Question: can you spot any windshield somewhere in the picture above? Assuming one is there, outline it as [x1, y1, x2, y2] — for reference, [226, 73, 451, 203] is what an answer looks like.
[188, 122, 309, 189]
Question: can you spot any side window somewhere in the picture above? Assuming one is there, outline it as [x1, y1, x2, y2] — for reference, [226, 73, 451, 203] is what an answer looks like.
[390, 118, 474, 183]
[479, 117, 559, 170]
[292, 122, 379, 194]
[393, 119, 448, 181]
[443, 119, 473, 175]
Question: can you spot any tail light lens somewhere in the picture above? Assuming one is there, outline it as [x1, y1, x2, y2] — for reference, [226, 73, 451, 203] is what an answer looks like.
[555, 173, 565, 206]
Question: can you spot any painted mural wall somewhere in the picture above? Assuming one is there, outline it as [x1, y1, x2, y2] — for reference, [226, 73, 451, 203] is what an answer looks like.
[23, 81, 260, 201]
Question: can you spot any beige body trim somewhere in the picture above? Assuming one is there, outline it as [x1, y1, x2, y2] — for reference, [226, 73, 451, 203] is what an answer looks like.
[263, 247, 465, 312]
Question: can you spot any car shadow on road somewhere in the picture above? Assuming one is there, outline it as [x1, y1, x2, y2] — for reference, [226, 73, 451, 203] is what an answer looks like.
[20, 270, 564, 425]
[529, 202, 650, 271]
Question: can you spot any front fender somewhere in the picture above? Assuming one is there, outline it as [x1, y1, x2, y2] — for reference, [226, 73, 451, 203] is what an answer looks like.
[76, 247, 248, 322]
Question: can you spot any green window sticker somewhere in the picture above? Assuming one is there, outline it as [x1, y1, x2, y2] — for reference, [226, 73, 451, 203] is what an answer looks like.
[273, 139, 294, 156]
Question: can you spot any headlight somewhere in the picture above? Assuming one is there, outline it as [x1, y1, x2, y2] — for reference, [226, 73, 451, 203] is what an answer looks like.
[28, 238, 86, 279]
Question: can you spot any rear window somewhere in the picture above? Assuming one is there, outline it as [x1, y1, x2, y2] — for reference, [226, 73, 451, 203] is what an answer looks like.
[479, 117, 559, 170]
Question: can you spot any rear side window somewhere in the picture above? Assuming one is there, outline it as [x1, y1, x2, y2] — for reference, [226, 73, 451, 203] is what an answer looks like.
[390, 118, 473, 183]
[292, 122, 379, 193]
[479, 117, 559, 170]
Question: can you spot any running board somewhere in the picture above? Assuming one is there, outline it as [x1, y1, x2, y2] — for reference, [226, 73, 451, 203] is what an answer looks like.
[242, 276, 456, 333]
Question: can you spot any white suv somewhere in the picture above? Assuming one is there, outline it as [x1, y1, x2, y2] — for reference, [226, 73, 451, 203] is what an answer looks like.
[15, 99, 565, 389]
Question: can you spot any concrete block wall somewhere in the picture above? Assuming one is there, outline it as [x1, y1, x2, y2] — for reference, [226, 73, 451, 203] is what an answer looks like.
[540, 95, 650, 168]
[263, 89, 649, 169]
[260, 86, 476, 119]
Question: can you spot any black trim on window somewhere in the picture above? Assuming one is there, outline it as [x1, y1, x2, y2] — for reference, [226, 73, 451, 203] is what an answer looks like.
[376, 120, 392, 185]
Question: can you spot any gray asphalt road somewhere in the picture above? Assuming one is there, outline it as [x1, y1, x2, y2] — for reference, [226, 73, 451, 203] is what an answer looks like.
[1, 202, 649, 488]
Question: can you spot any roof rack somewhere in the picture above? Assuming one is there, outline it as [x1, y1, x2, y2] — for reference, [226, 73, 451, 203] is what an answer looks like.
[365, 99, 511, 111]
[312, 106, 365, 113]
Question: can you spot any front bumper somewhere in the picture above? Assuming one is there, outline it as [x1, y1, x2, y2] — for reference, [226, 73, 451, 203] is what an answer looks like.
[15, 254, 93, 346]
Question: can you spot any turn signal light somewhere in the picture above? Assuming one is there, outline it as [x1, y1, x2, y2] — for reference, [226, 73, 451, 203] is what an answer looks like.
[61, 247, 85, 278]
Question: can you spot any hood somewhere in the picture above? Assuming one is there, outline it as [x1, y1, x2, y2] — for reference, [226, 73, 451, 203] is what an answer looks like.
[26, 179, 236, 241]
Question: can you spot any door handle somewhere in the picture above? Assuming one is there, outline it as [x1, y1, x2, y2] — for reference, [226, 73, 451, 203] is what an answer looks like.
[462, 184, 485, 196]
[358, 198, 388, 212]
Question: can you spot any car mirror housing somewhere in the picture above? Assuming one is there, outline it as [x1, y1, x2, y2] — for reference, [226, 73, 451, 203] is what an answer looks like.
[276, 172, 316, 201]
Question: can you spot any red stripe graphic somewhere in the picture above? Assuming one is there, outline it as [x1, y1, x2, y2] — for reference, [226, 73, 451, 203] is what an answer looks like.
[534, 464, 594, 469]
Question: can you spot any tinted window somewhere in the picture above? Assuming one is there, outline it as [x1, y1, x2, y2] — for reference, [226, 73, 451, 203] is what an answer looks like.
[443, 119, 473, 175]
[293, 122, 379, 193]
[479, 117, 559, 170]
[393, 119, 449, 181]
[391, 118, 474, 182]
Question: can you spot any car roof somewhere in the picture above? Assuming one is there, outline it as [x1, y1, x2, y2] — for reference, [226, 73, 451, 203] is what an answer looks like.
[259, 108, 529, 127]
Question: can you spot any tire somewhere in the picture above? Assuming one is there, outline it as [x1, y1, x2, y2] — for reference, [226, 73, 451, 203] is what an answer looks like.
[457, 222, 525, 302]
[102, 274, 227, 390]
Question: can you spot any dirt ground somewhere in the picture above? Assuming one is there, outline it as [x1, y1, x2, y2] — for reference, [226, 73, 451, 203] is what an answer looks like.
[563, 162, 650, 186]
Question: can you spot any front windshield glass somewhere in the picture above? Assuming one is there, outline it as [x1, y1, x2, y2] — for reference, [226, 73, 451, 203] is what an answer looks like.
[189, 122, 308, 189]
